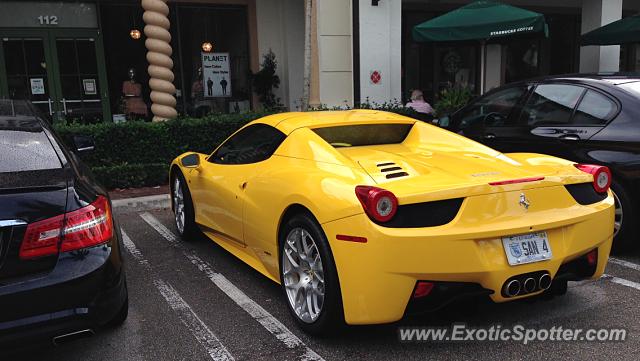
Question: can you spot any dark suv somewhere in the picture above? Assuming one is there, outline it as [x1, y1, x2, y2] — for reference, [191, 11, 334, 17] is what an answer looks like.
[0, 100, 128, 347]
[442, 74, 640, 250]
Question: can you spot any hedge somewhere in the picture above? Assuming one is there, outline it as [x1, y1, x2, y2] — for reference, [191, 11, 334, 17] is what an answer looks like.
[54, 112, 272, 189]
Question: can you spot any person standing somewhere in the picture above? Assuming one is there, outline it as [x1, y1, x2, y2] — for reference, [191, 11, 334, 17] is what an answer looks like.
[405, 90, 434, 115]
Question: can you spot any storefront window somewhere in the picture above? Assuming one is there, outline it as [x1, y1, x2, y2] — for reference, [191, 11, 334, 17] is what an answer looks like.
[101, 4, 154, 120]
[176, 5, 250, 116]
[403, 7, 579, 103]
[505, 40, 541, 83]
[403, 9, 480, 105]
[620, 43, 640, 71]
[100, 2, 250, 120]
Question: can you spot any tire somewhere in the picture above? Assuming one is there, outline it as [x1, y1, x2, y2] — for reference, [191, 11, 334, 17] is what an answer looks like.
[172, 172, 198, 241]
[279, 213, 344, 336]
[611, 181, 637, 252]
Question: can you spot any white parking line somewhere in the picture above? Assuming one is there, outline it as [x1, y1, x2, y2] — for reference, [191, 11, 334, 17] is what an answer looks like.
[609, 257, 640, 272]
[121, 230, 235, 361]
[140, 212, 325, 361]
[121, 230, 149, 268]
[603, 274, 640, 292]
[155, 279, 235, 361]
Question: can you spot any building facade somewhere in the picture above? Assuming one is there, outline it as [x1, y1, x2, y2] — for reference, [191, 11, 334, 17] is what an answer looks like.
[0, 0, 638, 123]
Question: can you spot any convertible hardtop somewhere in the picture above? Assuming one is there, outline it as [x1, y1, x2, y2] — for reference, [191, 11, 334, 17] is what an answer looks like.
[258, 110, 417, 135]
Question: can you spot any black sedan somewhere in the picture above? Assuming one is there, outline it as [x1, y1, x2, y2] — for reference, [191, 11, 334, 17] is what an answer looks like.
[0, 100, 127, 348]
[440, 74, 640, 250]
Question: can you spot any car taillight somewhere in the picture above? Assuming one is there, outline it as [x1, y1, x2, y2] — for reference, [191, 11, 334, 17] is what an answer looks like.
[413, 281, 435, 299]
[60, 196, 113, 253]
[355, 186, 398, 222]
[19, 196, 113, 260]
[19, 215, 64, 259]
[574, 164, 612, 194]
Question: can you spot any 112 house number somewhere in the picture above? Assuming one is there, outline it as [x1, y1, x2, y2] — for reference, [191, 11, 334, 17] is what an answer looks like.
[37, 15, 59, 25]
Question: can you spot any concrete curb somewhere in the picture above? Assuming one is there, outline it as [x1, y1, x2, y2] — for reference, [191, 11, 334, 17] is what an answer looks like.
[112, 194, 171, 212]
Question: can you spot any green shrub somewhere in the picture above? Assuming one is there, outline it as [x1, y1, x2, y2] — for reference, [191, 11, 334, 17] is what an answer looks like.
[433, 86, 474, 117]
[54, 112, 272, 189]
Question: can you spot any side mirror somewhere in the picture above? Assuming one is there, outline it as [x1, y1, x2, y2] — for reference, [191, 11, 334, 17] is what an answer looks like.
[73, 135, 95, 153]
[181, 153, 200, 168]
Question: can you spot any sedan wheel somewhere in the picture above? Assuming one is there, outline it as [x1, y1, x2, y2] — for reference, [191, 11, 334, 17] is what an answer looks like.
[173, 177, 186, 235]
[613, 190, 623, 238]
[282, 227, 325, 323]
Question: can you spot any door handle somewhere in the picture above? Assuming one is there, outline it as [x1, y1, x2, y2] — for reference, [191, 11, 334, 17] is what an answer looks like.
[559, 134, 580, 141]
[484, 133, 496, 139]
[239, 181, 247, 190]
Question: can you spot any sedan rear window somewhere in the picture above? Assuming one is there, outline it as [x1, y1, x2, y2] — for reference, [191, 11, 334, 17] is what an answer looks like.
[313, 124, 413, 147]
[0, 118, 61, 172]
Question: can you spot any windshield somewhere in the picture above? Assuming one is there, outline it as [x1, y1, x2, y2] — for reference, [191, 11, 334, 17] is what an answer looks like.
[313, 124, 413, 148]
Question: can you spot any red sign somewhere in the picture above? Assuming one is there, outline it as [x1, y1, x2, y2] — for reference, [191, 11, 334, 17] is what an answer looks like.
[370, 70, 381, 84]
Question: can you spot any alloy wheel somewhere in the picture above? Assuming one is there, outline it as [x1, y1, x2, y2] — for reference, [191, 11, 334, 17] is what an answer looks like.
[173, 177, 185, 234]
[282, 227, 325, 323]
[613, 190, 623, 238]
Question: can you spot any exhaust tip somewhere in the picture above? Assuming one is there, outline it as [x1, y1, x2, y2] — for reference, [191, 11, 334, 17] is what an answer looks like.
[504, 279, 521, 297]
[539, 274, 552, 290]
[52, 329, 94, 346]
[524, 278, 537, 293]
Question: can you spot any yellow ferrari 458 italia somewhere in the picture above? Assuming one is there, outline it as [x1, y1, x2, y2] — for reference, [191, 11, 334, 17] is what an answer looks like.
[170, 110, 613, 334]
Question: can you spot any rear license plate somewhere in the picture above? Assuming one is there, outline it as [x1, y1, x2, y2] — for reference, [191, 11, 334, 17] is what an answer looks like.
[502, 232, 552, 266]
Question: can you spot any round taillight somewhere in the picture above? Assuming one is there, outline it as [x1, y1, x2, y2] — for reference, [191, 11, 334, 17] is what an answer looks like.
[574, 164, 612, 194]
[355, 186, 398, 223]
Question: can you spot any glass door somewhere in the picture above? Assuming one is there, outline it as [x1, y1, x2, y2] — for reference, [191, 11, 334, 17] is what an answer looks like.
[0, 33, 57, 121]
[0, 29, 111, 123]
[54, 36, 106, 123]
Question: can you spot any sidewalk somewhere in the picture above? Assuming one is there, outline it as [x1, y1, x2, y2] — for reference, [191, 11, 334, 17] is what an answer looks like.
[110, 185, 170, 212]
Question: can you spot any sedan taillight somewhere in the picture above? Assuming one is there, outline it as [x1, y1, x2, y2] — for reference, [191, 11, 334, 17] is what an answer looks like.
[355, 186, 398, 222]
[19, 196, 113, 260]
[574, 164, 612, 194]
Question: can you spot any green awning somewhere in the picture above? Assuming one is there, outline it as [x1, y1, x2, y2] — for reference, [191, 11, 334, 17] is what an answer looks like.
[412, 0, 548, 42]
[581, 15, 640, 45]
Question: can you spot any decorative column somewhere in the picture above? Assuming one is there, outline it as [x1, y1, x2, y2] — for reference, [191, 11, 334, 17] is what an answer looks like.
[142, 0, 177, 121]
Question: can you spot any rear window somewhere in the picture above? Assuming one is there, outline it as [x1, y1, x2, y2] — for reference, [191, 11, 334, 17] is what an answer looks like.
[313, 124, 413, 147]
[0, 118, 61, 172]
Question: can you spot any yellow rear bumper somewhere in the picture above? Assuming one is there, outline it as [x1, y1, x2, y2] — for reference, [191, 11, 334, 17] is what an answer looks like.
[323, 188, 614, 325]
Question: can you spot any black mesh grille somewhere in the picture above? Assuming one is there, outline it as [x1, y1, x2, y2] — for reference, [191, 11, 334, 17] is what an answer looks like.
[565, 183, 607, 205]
[377, 198, 464, 228]
[385, 172, 409, 179]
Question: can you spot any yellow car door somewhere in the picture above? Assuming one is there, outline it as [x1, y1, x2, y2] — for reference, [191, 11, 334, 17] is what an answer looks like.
[191, 162, 259, 246]
[190, 124, 287, 246]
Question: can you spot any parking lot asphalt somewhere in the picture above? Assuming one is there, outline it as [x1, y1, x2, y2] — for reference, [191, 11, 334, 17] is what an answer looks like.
[13, 207, 640, 361]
